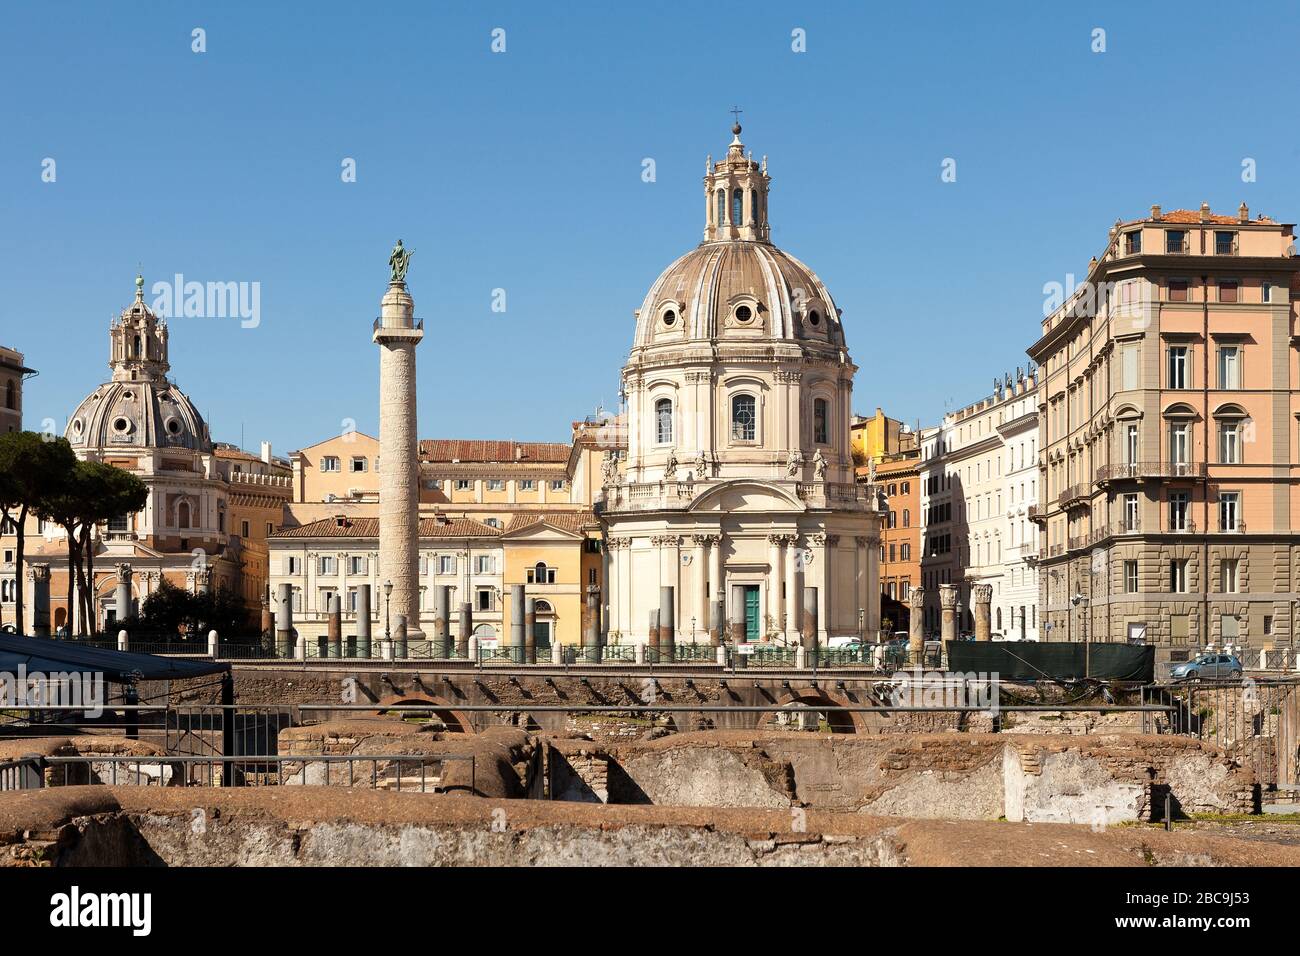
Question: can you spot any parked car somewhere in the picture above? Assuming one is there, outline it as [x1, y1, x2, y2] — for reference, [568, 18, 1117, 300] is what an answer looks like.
[1170, 654, 1243, 681]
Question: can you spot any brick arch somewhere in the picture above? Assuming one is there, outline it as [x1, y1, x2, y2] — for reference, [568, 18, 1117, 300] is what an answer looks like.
[374, 693, 473, 734]
[757, 689, 868, 734]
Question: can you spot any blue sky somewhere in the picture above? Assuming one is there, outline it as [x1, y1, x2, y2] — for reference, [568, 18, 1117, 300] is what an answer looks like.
[2, 1, 1297, 453]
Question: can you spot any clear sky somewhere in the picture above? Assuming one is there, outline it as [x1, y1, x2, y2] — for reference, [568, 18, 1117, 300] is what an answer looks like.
[3, 1, 1297, 453]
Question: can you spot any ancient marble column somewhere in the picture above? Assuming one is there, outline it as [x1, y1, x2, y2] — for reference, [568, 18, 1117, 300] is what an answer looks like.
[785, 536, 801, 642]
[583, 585, 601, 662]
[659, 586, 675, 659]
[939, 583, 958, 644]
[326, 592, 342, 657]
[28, 564, 51, 637]
[525, 596, 537, 664]
[373, 271, 424, 640]
[510, 584, 526, 662]
[114, 563, 133, 622]
[908, 586, 926, 661]
[973, 583, 993, 642]
[274, 582, 294, 655]
[801, 586, 819, 651]
[356, 584, 372, 658]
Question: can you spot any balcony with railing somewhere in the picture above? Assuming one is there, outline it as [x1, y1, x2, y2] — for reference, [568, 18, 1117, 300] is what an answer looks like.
[1096, 461, 1207, 484]
[1027, 504, 1045, 524]
[1058, 483, 1092, 510]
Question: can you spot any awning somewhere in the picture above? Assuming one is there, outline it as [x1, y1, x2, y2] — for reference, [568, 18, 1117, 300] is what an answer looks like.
[0, 633, 230, 683]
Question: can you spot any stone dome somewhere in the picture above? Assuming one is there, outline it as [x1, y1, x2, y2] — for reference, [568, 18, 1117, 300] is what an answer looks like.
[66, 379, 211, 452]
[632, 240, 844, 348]
[65, 276, 212, 453]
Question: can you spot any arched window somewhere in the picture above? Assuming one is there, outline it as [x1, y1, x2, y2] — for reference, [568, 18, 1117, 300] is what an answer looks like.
[750, 189, 759, 226]
[731, 394, 756, 441]
[813, 398, 829, 444]
[716, 189, 725, 225]
[528, 563, 555, 585]
[132, 335, 142, 358]
[177, 501, 191, 529]
[732, 188, 744, 226]
[655, 398, 673, 444]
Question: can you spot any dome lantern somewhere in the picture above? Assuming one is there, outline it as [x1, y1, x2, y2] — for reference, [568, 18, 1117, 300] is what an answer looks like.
[109, 274, 170, 384]
[703, 117, 770, 243]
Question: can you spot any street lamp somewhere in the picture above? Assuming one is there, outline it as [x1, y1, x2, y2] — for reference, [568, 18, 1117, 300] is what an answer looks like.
[1071, 593, 1090, 676]
[383, 579, 393, 642]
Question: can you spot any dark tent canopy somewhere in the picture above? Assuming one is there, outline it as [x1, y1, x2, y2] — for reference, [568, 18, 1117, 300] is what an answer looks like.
[0, 633, 230, 684]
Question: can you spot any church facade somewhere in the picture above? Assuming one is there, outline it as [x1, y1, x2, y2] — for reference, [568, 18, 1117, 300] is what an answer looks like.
[598, 124, 883, 646]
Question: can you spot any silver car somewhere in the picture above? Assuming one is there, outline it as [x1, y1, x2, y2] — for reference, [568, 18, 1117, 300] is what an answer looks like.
[1170, 653, 1243, 681]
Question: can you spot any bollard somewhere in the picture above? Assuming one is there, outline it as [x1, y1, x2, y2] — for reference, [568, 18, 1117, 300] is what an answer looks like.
[431, 585, 450, 658]
[525, 597, 537, 665]
[207, 629, 219, 658]
[356, 584, 372, 659]
[117, 629, 128, 652]
[510, 584, 526, 664]
[468, 635, 480, 660]
[635, 643, 645, 665]
[796, 644, 806, 669]
[380, 638, 394, 661]
[296, 632, 307, 661]
[659, 586, 675, 663]
[552, 640, 563, 665]
[647, 608, 661, 664]
[716, 645, 727, 666]
[457, 603, 472, 658]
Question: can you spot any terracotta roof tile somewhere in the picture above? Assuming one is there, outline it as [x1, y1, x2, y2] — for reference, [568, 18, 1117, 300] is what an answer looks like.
[418, 439, 571, 464]
[503, 511, 597, 534]
[1136, 209, 1276, 226]
[271, 515, 502, 539]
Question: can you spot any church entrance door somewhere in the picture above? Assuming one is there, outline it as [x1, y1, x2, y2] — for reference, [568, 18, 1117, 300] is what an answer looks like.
[743, 585, 760, 641]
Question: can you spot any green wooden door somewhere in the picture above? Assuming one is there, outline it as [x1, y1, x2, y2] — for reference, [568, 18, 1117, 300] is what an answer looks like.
[744, 586, 761, 641]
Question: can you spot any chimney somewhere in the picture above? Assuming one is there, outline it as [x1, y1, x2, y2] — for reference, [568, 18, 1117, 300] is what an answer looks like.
[1150, 204, 1162, 221]
[1238, 201, 1249, 223]
[260, 440, 272, 464]
[1200, 201, 1211, 223]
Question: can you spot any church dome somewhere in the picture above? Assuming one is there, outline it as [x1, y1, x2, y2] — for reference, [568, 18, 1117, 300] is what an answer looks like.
[65, 276, 212, 453]
[631, 123, 844, 350]
[632, 240, 843, 348]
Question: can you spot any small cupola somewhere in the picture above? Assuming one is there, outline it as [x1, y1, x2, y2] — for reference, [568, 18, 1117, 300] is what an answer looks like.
[703, 113, 771, 243]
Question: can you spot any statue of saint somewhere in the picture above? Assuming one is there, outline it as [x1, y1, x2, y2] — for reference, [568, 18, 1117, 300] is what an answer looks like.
[813, 449, 828, 481]
[785, 449, 803, 478]
[663, 451, 678, 480]
[388, 239, 414, 282]
[695, 450, 710, 478]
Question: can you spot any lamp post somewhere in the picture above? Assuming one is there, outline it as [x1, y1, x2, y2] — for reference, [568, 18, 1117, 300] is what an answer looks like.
[1072, 593, 1090, 677]
[384, 578, 393, 643]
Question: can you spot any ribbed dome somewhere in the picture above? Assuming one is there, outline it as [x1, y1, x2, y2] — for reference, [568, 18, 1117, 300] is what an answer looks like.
[632, 240, 844, 349]
[66, 379, 211, 452]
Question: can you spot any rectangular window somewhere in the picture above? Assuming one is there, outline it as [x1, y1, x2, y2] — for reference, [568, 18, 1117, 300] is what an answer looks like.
[1218, 420, 1240, 463]
[1219, 492, 1241, 531]
[1215, 232, 1236, 256]
[477, 588, 492, 612]
[1169, 492, 1189, 531]
[1168, 423, 1189, 465]
[320, 456, 340, 472]
[266, 522, 274, 536]
[1168, 279, 1189, 301]
[436, 555, 455, 575]
[1167, 346, 1188, 389]
[1217, 346, 1241, 389]
[1124, 423, 1139, 463]
[474, 555, 494, 575]
[486, 479, 504, 491]
[1165, 230, 1187, 254]
[349, 556, 367, 575]
[346, 588, 359, 612]
[286, 556, 300, 575]
[1262, 282, 1273, 303]
[1123, 493, 1139, 532]
[455, 479, 472, 491]
[1124, 560, 1138, 593]
[350, 457, 367, 473]
[318, 556, 336, 575]
[1218, 280, 1238, 303]
[519, 480, 536, 491]
[240, 520, 250, 538]
[1124, 230, 1142, 255]
[550, 480, 565, 491]
[1169, 559, 1188, 593]
[1220, 559, 1238, 593]
[1120, 343, 1139, 390]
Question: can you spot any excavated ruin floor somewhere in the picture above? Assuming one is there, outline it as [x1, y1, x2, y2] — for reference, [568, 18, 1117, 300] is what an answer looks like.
[3, 787, 1299, 866]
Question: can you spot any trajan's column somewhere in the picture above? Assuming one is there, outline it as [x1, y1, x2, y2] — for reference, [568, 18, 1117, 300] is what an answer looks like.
[374, 240, 423, 638]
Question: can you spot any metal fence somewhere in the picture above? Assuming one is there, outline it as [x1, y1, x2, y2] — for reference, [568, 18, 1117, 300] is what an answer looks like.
[23, 753, 475, 792]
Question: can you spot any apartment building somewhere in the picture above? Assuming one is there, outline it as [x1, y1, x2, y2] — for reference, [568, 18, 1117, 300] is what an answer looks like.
[919, 370, 1041, 639]
[1028, 203, 1299, 653]
[0, 346, 33, 434]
